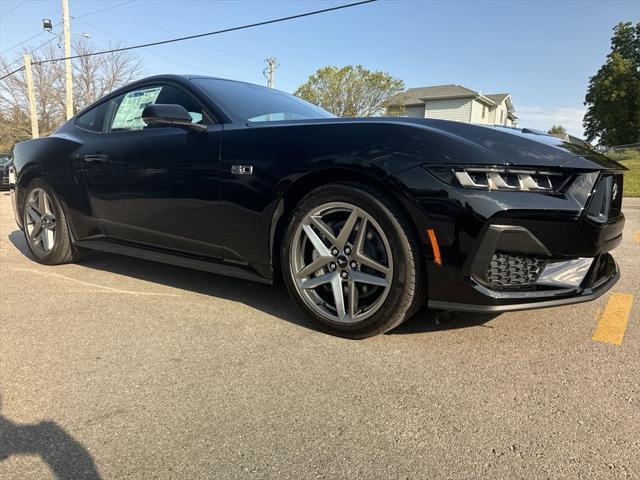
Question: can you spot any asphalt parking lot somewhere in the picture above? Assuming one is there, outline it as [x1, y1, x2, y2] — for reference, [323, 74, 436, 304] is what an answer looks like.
[0, 191, 638, 479]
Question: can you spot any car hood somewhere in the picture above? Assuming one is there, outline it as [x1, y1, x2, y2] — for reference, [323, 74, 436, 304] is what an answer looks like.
[370, 118, 625, 171]
[280, 117, 625, 171]
[412, 119, 624, 170]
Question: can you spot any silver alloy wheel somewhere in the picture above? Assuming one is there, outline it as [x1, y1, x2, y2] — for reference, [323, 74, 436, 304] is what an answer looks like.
[25, 187, 57, 255]
[291, 201, 394, 324]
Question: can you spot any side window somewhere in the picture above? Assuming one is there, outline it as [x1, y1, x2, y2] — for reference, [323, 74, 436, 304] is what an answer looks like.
[107, 84, 208, 132]
[76, 101, 109, 132]
[154, 85, 206, 124]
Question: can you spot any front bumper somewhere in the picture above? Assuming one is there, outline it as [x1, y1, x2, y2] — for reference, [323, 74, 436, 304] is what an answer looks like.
[428, 254, 619, 312]
[391, 166, 624, 313]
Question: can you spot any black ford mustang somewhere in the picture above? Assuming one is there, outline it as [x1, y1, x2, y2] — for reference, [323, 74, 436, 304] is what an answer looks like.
[10, 75, 626, 338]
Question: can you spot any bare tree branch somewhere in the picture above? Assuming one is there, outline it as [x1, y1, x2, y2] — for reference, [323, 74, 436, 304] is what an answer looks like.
[0, 39, 143, 151]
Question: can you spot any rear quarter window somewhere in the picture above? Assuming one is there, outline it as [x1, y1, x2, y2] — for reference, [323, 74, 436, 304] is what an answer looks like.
[76, 102, 109, 132]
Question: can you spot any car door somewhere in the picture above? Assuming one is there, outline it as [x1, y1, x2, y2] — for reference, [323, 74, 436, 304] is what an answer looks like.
[81, 83, 223, 259]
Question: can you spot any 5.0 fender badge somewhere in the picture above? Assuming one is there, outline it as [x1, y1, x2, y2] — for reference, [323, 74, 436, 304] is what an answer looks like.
[231, 165, 253, 175]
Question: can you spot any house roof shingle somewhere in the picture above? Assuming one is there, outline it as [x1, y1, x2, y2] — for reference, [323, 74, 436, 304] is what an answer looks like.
[485, 93, 509, 104]
[387, 84, 479, 106]
[388, 85, 513, 109]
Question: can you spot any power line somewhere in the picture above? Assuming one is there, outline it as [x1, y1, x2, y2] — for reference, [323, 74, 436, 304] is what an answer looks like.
[72, 0, 137, 20]
[75, 17, 263, 82]
[1, 0, 132, 56]
[123, 12, 263, 62]
[76, 17, 247, 73]
[2, 32, 61, 72]
[0, 0, 27, 19]
[1, 21, 62, 56]
[33, 0, 377, 65]
[32, 35, 60, 55]
[1, 0, 377, 80]
[1, 31, 46, 55]
[1, 0, 132, 70]
[0, 65, 24, 81]
[0, 36, 61, 80]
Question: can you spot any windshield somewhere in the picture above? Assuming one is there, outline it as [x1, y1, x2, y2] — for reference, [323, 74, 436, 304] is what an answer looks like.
[0, 155, 10, 165]
[192, 78, 335, 123]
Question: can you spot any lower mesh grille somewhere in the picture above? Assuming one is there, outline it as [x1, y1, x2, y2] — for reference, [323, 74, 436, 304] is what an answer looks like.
[487, 252, 547, 290]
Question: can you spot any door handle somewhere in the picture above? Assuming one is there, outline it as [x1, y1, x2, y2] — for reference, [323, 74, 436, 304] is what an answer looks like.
[83, 154, 108, 163]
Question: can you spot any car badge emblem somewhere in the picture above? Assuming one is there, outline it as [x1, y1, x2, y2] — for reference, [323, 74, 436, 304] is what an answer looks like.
[231, 165, 253, 175]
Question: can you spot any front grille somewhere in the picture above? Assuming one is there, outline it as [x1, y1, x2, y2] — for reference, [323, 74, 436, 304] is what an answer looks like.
[487, 252, 547, 290]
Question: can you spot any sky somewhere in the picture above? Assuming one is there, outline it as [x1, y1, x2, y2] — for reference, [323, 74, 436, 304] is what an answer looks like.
[1, 0, 639, 136]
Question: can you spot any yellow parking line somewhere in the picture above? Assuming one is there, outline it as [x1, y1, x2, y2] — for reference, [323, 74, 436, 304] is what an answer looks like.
[592, 292, 635, 345]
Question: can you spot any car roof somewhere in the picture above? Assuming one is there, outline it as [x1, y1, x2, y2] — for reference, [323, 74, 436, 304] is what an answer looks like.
[72, 74, 237, 124]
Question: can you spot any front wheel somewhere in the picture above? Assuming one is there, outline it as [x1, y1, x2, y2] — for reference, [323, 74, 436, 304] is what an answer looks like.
[281, 183, 425, 338]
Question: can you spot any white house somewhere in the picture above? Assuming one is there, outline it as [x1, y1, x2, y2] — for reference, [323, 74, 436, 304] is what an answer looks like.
[387, 84, 518, 126]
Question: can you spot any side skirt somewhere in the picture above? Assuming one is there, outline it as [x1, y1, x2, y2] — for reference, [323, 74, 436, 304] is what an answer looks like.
[73, 238, 273, 285]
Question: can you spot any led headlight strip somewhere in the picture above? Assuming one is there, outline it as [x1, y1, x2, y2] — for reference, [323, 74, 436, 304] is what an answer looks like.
[453, 167, 564, 192]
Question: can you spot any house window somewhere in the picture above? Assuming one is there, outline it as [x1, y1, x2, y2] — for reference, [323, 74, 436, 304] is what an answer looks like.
[482, 106, 486, 119]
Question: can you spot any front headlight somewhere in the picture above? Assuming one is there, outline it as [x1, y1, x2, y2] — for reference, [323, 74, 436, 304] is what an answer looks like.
[424, 165, 571, 193]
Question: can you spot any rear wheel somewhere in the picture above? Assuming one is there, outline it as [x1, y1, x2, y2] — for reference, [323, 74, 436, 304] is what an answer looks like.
[22, 179, 81, 265]
[281, 183, 424, 338]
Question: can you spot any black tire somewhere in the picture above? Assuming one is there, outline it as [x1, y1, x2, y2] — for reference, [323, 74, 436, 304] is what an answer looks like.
[22, 179, 82, 265]
[281, 182, 425, 339]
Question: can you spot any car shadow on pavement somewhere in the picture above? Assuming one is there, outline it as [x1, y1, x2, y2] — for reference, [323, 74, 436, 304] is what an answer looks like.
[391, 308, 499, 335]
[8, 229, 497, 336]
[0, 398, 101, 479]
[8, 229, 311, 331]
[8, 230, 31, 257]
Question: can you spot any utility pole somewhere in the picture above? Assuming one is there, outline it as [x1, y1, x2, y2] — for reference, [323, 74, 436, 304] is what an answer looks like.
[62, 0, 73, 119]
[264, 57, 278, 88]
[23, 54, 40, 138]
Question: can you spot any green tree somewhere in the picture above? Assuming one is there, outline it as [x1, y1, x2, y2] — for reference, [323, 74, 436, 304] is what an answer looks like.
[547, 124, 567, 136]
[583, 22, 640, 146]
[294, 65, 404, 117]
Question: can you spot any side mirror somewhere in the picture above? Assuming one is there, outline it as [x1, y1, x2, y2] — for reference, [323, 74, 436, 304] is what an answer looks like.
[141, 104, 206, 132]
